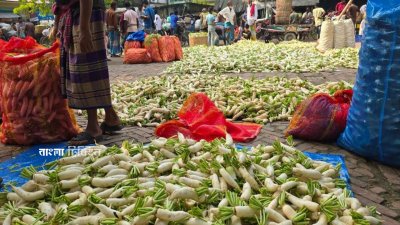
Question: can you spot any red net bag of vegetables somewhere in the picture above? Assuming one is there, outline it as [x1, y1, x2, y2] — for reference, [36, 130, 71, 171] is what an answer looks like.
[144, 34, 163, 62]
[0, 39, 79, 145]
[285, 90, 353, 142]
[158, 36, 176, 62]
[124, 41, 142, 53]
[172, 36, 183, 60]
[123, 48, 152, 64]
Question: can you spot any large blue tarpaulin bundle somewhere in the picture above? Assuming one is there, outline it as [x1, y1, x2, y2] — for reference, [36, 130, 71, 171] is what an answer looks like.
[338, 1, 400, 167]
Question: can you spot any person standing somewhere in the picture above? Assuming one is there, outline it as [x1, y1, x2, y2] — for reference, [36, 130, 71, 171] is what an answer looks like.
[359, 4, 366, 35]
[206, 7, 217, 46]
[302, 7, 313, 24]
[137, 5, 145, 31]
[106, 1, 120, 57]
[16, 18, 25, 38]
[199, 8, 207, 31]
[246, 0, 257, 41]
[123, 2, 138, 48]
[336, 0, 347, 15]
[170, 11, 178, 35]
[154, 10, 163, 35]
[219, 1, 236, 44]
[24, 21, 35, 38]
[142, 1, 155, 34]
[313, 3, 325, 38]
[347, 3, 359, 25]
[53, 0, 121, 145]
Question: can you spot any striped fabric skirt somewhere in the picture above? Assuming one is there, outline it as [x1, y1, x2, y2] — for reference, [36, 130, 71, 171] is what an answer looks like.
[60, 9, 112, 110]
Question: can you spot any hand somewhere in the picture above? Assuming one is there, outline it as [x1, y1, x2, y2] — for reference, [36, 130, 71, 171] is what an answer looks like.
[79, 29, 94, 53]
[49, 28, 57, 41]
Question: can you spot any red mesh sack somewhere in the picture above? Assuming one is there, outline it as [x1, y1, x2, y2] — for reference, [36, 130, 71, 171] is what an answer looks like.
[156, 93, 262, 142]
[124, 41, 142, 53]
[285, 89, 353, 142]
[0, 40, 79, 145]
[158, 36, 176, 62]
[123, 48, 152, 64]
[171, 36, 183, 60]
[1, 36, 46, 54]
[144, 34, 163, 62]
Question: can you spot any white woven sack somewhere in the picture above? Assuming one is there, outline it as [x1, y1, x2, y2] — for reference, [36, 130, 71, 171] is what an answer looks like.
[317, 20, 334, 52]
[344, 19, 355, 48]
[333, 20, 346, 49]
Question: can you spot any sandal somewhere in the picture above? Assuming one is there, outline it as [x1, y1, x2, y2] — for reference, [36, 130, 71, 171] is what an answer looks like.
[100, 122, 123, 135]
[68, 131, 103, 146]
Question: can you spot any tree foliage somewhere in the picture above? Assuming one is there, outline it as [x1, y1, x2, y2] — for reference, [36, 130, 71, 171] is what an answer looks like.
[13, 0, 55, 16]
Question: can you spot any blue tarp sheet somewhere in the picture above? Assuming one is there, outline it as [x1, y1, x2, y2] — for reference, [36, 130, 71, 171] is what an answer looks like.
[0, 143, 351, 192]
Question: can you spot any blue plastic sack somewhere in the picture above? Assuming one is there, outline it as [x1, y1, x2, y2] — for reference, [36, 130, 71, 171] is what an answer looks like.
[338, 1, 400, 168]
[126, 30, 146, 42]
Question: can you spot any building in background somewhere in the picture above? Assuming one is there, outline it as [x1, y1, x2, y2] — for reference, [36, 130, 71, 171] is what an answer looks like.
[0, 0, 20, 23]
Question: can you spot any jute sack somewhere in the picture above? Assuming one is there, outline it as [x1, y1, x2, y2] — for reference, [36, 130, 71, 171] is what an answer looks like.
[334, 20, 346, 49]
[317, 20, 334, 52]
[344, 19, 356, 48]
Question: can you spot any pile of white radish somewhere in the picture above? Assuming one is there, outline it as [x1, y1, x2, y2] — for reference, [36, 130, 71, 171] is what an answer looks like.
[98, 74, 352, 126]
[0, 135, 381, 225]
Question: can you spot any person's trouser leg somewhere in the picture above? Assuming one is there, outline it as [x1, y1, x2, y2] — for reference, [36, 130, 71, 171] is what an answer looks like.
[250, 24, 256, 40]
[208, 26, 216, 46]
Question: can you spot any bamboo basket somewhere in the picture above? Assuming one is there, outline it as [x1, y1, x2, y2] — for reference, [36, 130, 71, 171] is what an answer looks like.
[189, 35, 208, 46]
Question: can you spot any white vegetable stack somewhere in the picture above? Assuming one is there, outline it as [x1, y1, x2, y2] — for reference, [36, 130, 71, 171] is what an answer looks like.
[166, 40, 359, 74]
[102, 75, 352, 126]
[0, 136, 380, 225]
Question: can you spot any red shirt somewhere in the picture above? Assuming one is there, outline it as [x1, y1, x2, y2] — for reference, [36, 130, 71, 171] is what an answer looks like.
[336, 2, 346, 15]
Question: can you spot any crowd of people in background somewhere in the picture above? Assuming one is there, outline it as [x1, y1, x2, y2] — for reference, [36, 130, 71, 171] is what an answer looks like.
[0, 0, 368, 51]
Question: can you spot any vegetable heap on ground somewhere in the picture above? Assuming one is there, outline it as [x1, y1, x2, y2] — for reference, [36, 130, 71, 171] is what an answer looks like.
[0, 135, 380, 225]
[165, 40, 359, 74]
[105, 74, 352, 126]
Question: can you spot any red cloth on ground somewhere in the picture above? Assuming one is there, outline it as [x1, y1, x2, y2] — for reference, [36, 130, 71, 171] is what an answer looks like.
[155, 93, 262, 142]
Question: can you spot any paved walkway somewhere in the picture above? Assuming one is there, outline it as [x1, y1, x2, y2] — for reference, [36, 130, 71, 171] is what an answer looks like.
[1, 58, 399, 224]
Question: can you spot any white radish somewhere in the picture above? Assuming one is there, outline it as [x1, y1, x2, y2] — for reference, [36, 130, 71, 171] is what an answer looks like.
[106, 168, 128, 177]
[280, 181, 298, 191]
[312, 214, 328, 225]
[287, 193, 319, 212]
[265, 208, 287, 223]
[58, 169, 82, 180]
[339, 216, 353, 224]
[131, 153, 143, 161]
[240, 182, 252, 201]
[93, 203, 122, 218]
[231, 215, 242, 225]
[210, 174, 220, 189]
[142, 150, 155, 162]
[12, 186, 45, 202]
[106, 197, 135, 207]
[22, 215, 38, 224]
[7, 192, 22, 201]
[60, 178, 79, 189]
[331, 217, 347, 225]
[219, 168, 240, 190]
[265, 178, 279, 192]
[70, 193, 87, 206]
[170, 187, 199, 201]
[21, 180, 38, 192]
[97, 188, 114, 198]
[185, 218, 212, 225]
[225, 133, 234, 146]
[234, 206, 256, 218]
[32, 173, 49, 184]
[151, 138, 167, 148]
[157, 162, 174, 174]
[322, 169, 336, 177]
[282, 204, 296, 220]
[58, 154, 86, 165]
[65, 191, 81, 200]
[179, 177, 202, 188]
[66, 214, 104, 225]
[91, 175, 127, 188]
[154, 218, 169, 225]
[160, 149, 177, 158]
[364, 216, 381, 225]
[218, 198, 229, 207]
[38, 202, 56, 219]
[156, 209, 190, 221]
[293, 168, 322, 180]
[188, 141, 203, 153]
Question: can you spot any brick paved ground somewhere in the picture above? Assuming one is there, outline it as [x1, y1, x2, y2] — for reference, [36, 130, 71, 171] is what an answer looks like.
[1, 57, 399, 224]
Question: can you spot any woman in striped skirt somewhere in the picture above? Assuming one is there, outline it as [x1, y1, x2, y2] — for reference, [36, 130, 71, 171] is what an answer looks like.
[53, 0, 122, 145]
